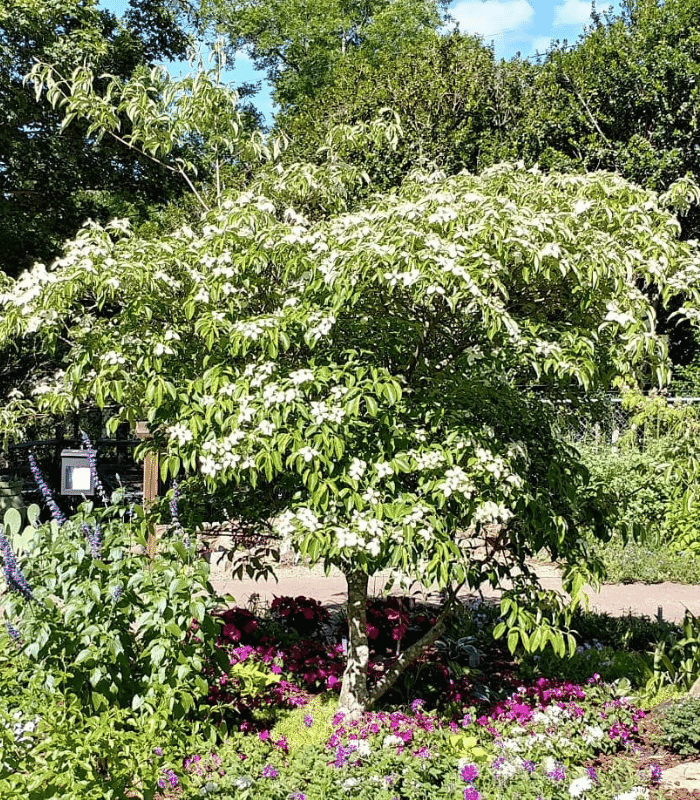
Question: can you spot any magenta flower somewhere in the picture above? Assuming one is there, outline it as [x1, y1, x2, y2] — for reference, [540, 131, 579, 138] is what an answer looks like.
[460, 764, 479, 783]
[463, 788, 481, 800]
[262, 764, 279, 779]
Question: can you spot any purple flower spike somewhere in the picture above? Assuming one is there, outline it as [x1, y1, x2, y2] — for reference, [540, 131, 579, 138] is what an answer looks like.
[170, 479, 181, 529]
[80, 431, 110, 505]
[5, 621, 21, 643]
[650, 764, 662, 784]
[28, 452, 66, 525]
[262, 764, 279, 779]
[81, 522, 102, 559]
[0, 531, 34, 601]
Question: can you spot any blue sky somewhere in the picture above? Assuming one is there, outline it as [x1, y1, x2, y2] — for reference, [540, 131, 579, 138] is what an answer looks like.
[101, 0, 617, 122]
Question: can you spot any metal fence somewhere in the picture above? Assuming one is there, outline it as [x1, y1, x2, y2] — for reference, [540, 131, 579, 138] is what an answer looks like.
[559, 396, 700, 451]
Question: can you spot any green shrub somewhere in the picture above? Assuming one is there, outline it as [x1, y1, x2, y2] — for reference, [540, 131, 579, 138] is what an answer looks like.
[0, 495, 231, 798]
[660, 697, 700, 755]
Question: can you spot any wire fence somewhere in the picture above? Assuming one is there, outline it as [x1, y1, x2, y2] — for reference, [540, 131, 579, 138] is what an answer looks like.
[559, 396, 700, 451]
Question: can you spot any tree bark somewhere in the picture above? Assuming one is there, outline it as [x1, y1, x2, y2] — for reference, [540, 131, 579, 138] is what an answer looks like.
[338, 569, 370, 713]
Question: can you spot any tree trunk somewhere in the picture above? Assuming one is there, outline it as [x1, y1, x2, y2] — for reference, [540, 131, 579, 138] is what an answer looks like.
[338, 569, 370, 713]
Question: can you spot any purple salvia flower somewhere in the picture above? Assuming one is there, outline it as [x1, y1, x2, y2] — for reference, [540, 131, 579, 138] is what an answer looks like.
[0, 530, 34, 601]
[5, 621, 21, 644]
[80, 431, 110, 505]
[28, 452, 66, 524]
[650, 764, 662, 784]
[81, 523, 102, 558]
[170, 480, 181, 529]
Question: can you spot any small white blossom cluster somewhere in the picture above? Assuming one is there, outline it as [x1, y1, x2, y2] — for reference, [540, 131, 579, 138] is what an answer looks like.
[348, 458, 366, 481]
[438, 466, 475, 498]
[309, 399, 345, 426]
[1, 262, 57, 310]
[168, 423, 193, 447]
[153, 270, 181, 290]
[246, 361, 276, 388]
[101, 351, 126, 366]
[384, 269, 421, 287]
[30, 369, 66, 397]
[473, 500, 513, 525]
[581, 725, 605, 746]
[334, 511, 385, 557]
[604, 302, 636, 327]
[411, 449, 446, 470]
[262, 382, 298, 407]
[614, 789, 649, 800]
[199, 433, 254, 477]
[289, 368, 315, 385]
[306, 312, 336, 342]
[568, 776, 594, 797]
[234, 317, 278, 341]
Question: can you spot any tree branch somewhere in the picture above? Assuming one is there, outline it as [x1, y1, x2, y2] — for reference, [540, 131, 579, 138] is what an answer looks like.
[367, 581, 464, 707]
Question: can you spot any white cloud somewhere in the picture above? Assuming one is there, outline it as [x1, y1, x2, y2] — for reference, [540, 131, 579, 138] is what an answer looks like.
[553, 0, 610, 27]
[531, 35, 555, 55]
[451, 0, 535, 38]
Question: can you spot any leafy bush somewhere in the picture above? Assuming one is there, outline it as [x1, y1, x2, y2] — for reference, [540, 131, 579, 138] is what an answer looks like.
[269, 595, 330, 638]
[588, 535, 700, 584]
[0, 482, 234, 798]
[651, 611, 700, 692]
[660, 697, 700, 754]
[579, 441, 672, 547]
[2, 498, 226, 717]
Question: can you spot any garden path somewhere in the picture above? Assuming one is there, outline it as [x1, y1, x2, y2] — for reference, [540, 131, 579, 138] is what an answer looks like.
[209, 557, 700, 623]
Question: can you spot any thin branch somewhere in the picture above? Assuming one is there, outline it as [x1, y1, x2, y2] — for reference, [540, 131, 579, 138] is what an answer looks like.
[562, 71, 611, 148]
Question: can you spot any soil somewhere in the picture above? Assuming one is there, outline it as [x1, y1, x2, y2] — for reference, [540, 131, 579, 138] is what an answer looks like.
[592, 710, 700, 799]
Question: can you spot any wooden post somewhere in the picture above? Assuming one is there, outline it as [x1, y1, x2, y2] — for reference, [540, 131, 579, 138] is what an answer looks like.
[135, 421, 159, 557]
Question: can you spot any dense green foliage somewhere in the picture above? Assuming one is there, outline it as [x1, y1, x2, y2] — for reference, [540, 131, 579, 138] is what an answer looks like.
[2, 71, 699, 703]
[198, 0, 448, 111]
[0, 0, 190, 278]
[660, 696, 700, 754]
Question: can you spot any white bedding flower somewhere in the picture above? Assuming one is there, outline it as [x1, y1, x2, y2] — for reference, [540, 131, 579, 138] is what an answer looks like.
[569, 776, 593, 797]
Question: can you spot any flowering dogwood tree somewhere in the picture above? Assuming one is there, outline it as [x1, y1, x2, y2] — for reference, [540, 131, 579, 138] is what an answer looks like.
[2, 155, 700, 710]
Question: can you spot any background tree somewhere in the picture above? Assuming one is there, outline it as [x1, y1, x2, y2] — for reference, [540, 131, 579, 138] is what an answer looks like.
[0, 0, 191, 278]
[197, 0, 448, 111]
[276, 31, 532, 191]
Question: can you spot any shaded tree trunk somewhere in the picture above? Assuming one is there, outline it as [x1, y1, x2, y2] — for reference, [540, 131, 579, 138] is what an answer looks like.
[339, 569, 370, 713]
[338, 570, 463, 713]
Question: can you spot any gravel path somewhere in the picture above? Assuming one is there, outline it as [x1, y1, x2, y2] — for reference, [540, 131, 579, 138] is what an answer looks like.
[208, 557, 700, 623]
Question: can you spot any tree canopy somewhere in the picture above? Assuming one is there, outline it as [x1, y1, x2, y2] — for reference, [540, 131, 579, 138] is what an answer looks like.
[198, 0, 448, 110]
[2, 102, 699, 705]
